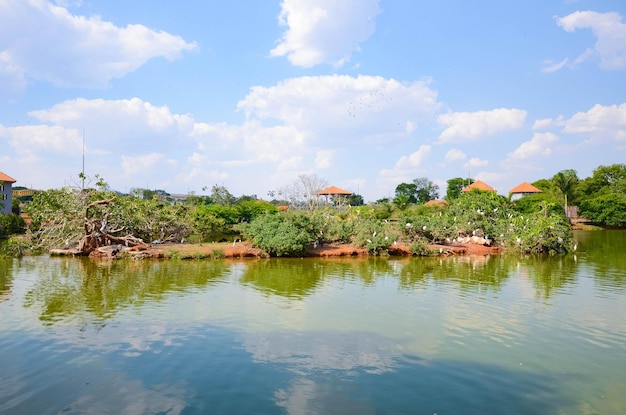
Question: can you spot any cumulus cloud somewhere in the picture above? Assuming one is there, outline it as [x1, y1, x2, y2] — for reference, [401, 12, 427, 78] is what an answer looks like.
[270, 0, 381, 67]
[121, 153, 176, 176]
[237, 75, 439, 150]
[314, 150, 333, 169]
[377, 145, 431, 187]
[0, 0, 197, 94]
[562, 103, 626, 140]
[508, 132, 559, 160]
[556, 10, 626, 70]
[437, 108, 527, 142]
[444, 148, 467, 163]
[29, 98, 195, 152]
[463, 158, 488, 171]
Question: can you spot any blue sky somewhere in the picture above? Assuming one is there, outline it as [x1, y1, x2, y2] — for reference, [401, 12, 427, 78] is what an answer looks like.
[1, 0, 625, 202]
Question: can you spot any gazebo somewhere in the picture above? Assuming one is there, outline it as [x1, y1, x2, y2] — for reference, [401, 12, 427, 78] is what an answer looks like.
[317, 185, 352, 206]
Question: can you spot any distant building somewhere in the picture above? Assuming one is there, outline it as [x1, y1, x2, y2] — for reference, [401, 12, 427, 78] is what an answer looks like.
[0, 171, 17, 214]
[509, 182, 542, 201]
[424, 199, 448, 207]
[461, 180, 496, 193]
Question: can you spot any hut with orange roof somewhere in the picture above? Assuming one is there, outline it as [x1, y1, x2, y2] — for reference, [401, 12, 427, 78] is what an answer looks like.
[317, 185, 352, 207]
[509, 181, 542, 201]
[461, 180, 496, 193]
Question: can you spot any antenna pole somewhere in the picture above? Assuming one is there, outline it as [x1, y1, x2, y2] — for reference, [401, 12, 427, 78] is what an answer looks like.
[82, 129, 85, 190]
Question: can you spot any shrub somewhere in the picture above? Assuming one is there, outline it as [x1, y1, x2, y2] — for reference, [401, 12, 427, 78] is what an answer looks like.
[241, 212, 314, 257]
[0, 213, 26, 236]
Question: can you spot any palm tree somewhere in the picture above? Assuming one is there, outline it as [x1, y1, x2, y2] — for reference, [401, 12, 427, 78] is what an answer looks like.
[552, 169, 578, 208]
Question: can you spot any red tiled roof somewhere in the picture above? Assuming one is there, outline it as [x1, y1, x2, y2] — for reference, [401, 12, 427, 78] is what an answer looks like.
[424, 199, 448, 206]
[318, 185, 352, 195]
[509, 181, 542, 194]
[461, 180, 495, 192]
[0, 171, 16, 183]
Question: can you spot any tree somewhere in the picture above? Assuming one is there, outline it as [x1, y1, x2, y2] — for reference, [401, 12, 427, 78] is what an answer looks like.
[445, 177, 467, 200]
[552, 169, 579, 208]
[413, 177, 439, 204]
[580, 193, 626, 227]
[579, 163, 626, 196]
[349, 194, 364, 206]
[210, 185, 236, 206]
[276, 174, 328, 210]
[394, 182, 417, 206]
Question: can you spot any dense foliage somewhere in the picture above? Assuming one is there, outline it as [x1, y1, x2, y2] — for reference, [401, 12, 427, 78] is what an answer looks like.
[3, 163, 623, 257]
[0, 214, 25, 236]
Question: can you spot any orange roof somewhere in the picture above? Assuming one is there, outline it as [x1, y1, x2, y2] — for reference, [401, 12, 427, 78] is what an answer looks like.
[318, 185, 352, 195]
[424, 199, 448, 206]
[509, 181, 542, 194]
[0, 171, 16, 183]
[461, 180, 495, 192]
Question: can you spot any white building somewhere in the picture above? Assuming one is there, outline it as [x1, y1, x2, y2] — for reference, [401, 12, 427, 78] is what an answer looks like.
[0, 171, 17, 214]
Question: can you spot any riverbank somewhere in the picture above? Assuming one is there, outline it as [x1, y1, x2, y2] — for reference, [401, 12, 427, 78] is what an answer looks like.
[73, 240, 502, 259]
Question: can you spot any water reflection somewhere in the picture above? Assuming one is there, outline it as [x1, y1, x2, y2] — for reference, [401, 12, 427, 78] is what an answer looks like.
[0, 258, 13, 303]
[576, 230, 626, 290]
[23, 258, 231, 325]
[520, 255, 579, 299]
[399, 255, 510, 292]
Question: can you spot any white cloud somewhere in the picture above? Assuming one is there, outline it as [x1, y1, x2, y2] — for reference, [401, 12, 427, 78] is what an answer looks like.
[0, 0, 197, 94]
[463, 158, 488, 171]
[314, 150, 333, 168]
[541, 58, 569, 73]
[237, 75, 440, 147]
[562, 103, 626, 140]
[532, 118, 558, 130]
[437, 108, 527, 142]
[444, 148, 467, 163]
[29, 98, 195, 153]
[1, 124, 82, 156]
[508, 132, 559, 160]
[270, 0, 381, 67]
[377, 145, 431, 187]
[557, 11, 626, 70]
[121, 153, 171, 176]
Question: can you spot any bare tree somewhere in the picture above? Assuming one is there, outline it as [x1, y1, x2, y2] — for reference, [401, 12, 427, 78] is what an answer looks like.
[276, 174, 328, 210]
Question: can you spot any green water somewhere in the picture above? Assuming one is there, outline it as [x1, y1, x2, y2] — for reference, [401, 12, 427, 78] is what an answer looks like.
[1, 230, 625, 414]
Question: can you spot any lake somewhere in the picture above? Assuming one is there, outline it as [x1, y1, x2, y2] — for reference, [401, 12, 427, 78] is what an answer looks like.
[1, 230, 625, 414]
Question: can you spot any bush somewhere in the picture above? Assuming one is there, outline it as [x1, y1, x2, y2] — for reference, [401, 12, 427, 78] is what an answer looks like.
[240, 212, 314, 257]
[0, 213, 26, 236]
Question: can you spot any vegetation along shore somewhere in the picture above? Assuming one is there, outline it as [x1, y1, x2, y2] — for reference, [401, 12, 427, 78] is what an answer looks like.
[1, 163, 625, 259]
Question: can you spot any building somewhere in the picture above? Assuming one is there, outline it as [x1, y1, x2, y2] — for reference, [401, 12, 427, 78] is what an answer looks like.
[461, 180, 496, 193]
[509, 181, 542, 201]
[0, 171, 17, 214]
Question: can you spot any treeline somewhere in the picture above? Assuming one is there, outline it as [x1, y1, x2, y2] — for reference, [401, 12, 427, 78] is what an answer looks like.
[1, 163, 623, 257]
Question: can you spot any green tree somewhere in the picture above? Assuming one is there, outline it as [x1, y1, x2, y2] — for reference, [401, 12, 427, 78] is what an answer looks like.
[445, 177, 467, 200]
[413, 177, 439, 204]
[552, 169, 579, 207]
[579, 193, 626, 227]
[579, 163, 626, 196]
[210, 185, 236, 206]
[394, 183, 417, 205]
[349, 194, 364, 206]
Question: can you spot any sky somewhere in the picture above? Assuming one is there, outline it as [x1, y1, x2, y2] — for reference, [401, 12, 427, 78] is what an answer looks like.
[1, 0, 625, 202]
